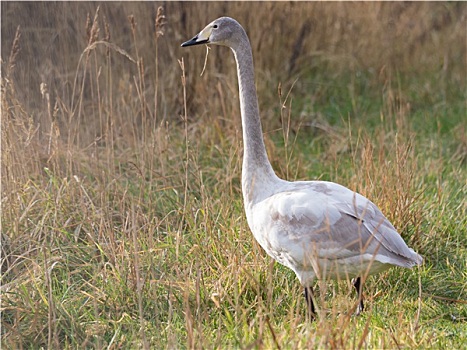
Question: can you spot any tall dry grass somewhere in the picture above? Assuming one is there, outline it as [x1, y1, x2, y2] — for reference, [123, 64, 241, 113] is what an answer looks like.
[2, 2, 465, 139]
[1, 2, 466, 348]
[2, 1, 464, 194]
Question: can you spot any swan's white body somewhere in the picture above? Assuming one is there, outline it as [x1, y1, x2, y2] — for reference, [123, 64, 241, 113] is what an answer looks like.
[182, 17, 422, 315]
[245, 179, 421, 287]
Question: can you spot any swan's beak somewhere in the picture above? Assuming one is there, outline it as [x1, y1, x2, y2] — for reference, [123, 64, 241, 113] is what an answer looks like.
[181, 25, 212, 47]
[181, 35, 207, 47]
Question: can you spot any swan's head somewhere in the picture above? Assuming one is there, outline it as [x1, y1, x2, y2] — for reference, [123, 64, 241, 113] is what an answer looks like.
[181, 17, 243, 48]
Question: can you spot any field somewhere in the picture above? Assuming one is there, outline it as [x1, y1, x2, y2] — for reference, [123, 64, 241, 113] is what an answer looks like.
[1, 2, 466, 348]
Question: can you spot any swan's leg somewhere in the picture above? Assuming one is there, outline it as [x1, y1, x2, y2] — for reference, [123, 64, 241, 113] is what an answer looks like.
[304, 286, 316, 321]
[352, 277, 364, 315]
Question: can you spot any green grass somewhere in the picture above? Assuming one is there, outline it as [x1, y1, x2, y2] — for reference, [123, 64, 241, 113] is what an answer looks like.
[2, 2, 466, 349]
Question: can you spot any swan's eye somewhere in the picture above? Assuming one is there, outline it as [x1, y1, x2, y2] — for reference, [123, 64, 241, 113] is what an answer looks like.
[213, 24, 218, 29]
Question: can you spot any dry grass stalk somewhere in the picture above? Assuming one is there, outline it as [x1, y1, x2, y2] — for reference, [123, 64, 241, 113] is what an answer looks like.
[155, 6, 166, 40]
[6, 26, 21, 78]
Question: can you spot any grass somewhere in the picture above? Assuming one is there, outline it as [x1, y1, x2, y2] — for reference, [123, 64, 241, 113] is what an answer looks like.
[1, 2, 466, 349]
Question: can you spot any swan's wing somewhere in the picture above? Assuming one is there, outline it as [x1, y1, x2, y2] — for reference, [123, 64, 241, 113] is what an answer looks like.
[259, 185, 376, 260]
[255, 181, 421, 266]
[337, 203, 422, 266]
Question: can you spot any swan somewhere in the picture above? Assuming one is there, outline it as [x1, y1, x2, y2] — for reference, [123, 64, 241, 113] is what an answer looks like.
[181, 17, 423, 320]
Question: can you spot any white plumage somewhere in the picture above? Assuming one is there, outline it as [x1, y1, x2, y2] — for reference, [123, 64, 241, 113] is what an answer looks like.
[182, 17, 423, 319]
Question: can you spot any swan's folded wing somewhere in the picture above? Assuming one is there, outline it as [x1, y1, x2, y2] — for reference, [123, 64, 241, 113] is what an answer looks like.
[258, 188, 380, 260]
[257, 184, 421, 265]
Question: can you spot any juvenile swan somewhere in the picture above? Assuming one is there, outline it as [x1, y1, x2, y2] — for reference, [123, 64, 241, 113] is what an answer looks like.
[182, 17, 423, 319]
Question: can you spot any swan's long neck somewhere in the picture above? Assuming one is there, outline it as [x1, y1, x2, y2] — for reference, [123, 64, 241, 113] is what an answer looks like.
[231, 35, 278, 204]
